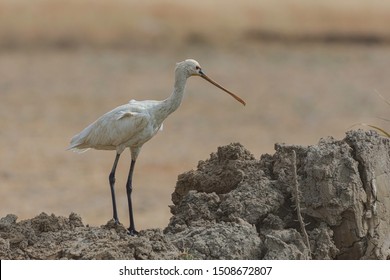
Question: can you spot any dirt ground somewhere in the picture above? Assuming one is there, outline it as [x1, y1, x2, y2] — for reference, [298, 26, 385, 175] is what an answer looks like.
[1, 0, 390, 232]
[1, 130, 389, 259]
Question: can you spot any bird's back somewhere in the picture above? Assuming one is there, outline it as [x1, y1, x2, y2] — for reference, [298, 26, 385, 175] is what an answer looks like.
[68, 100, 163, 154]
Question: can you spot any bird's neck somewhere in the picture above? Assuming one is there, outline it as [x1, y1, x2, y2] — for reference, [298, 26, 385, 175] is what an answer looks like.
[156, 70, 188, 121]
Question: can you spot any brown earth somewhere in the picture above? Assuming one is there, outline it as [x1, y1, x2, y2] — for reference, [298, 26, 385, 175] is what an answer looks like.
[2, 0, 390, 256]
[1, 130, 389, 260]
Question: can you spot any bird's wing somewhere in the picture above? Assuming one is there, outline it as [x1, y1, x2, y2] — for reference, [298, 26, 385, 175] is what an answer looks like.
[116, 111, 133, 120]
[68, 104, 149, 151]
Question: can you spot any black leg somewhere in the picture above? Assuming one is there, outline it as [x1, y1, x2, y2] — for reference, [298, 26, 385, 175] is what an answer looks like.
[126, 159, 138, 235]
[109, 153, 121, 224]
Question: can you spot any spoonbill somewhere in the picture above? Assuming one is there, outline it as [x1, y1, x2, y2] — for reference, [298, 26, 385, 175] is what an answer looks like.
[68, 59, 245, 235]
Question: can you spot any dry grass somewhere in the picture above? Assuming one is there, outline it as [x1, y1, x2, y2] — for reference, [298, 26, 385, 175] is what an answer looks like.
[354, 93, 390, 137]
[1, 0, 390, 49]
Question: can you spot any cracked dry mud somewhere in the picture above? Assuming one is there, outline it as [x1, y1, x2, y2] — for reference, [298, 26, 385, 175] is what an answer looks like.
[1, 130, 389, 259]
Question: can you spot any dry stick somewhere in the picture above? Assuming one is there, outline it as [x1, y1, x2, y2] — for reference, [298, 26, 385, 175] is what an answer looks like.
[291, 150, 312, 258]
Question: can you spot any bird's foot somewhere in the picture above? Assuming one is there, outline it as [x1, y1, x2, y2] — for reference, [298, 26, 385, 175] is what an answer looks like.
[127, 227, 139, 236]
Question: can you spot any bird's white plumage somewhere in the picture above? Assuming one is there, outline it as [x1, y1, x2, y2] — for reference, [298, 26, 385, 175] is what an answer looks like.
[68, 99, 163, 158]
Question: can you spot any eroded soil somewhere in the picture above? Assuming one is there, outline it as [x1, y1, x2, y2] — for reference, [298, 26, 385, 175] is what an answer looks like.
[1, 130, 389, 260]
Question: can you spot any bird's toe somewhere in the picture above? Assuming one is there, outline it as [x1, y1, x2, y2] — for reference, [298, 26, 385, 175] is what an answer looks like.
[127, 228, 139, 236]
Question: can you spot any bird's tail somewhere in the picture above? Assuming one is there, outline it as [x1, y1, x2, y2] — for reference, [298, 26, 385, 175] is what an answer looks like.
[67, 132, 90, 153]
[66, 146, 90, 153]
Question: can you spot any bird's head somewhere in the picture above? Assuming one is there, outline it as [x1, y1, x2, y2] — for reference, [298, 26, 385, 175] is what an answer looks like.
[176, 59, 246, 106]
[176, 59, 203, 77]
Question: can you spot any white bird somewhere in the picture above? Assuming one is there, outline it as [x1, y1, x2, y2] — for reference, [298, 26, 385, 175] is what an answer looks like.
[68, 59, 246, 235]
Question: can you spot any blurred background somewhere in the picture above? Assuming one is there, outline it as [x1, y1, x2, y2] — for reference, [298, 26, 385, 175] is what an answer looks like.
[1, 0, 390, 229]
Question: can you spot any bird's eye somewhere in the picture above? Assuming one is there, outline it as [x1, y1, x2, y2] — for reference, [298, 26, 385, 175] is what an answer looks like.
[195, 66, 200, 70]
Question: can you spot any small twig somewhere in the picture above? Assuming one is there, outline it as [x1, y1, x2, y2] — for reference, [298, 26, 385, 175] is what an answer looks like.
[291, 150, 311, 258]
[375, 90, 390, 107]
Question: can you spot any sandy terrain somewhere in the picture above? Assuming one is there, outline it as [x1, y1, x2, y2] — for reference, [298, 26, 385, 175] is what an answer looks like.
[1, 0, 390, 231]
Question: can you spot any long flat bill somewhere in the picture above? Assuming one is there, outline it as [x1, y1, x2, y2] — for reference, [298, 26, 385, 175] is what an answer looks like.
[200, 73, 246, 106]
